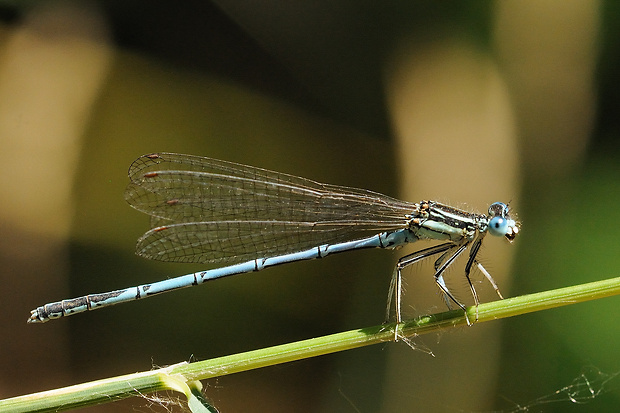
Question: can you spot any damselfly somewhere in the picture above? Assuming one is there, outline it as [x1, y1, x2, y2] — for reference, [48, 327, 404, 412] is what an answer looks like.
[29, 153, 519, 332]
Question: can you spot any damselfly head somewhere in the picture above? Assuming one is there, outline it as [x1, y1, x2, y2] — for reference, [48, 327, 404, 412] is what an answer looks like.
[487, 202, 520, 242]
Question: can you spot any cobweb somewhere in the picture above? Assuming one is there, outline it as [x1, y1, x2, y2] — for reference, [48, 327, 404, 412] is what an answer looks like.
[497, 366, 620, 412]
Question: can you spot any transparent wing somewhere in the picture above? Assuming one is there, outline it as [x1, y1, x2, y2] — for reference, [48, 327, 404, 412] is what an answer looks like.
[125, 152, 418, 264]
[136, 220, 399, 264]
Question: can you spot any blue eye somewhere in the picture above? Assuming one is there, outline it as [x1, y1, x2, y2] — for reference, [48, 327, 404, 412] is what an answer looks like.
[488, 216, 508, 236]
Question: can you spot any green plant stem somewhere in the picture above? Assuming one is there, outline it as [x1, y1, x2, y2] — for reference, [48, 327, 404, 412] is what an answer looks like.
[3, 275, 620, 412]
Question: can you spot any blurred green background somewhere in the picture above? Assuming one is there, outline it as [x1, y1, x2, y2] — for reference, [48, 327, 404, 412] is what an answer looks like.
[0, 1, 619, 412]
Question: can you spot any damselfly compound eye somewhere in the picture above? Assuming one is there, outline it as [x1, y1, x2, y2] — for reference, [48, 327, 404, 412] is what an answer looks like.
[488, 216, 509, 237]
